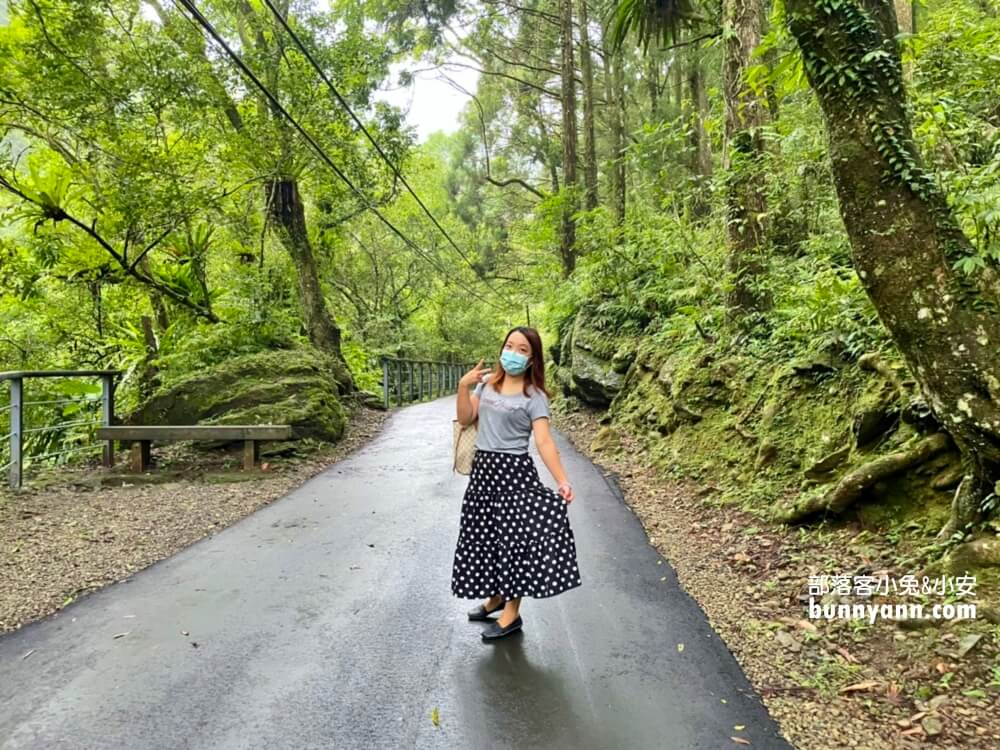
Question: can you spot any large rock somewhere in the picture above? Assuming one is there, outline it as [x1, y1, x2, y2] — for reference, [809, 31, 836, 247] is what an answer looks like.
[128, 347, 349, 443]
[558, 311, 624, 407]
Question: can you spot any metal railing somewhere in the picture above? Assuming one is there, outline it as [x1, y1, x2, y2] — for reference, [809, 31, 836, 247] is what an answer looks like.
[379, 357, 495, 409]
[1, 370, 121, 490]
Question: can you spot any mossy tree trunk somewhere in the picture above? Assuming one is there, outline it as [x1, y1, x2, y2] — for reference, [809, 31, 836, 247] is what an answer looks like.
[785, 0, 1000, 535]
[723, 0, 772, 320]
[266, 178, 353, 390]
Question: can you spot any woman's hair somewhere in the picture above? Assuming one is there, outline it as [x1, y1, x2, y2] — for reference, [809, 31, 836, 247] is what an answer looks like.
[486, 326, 551, 399]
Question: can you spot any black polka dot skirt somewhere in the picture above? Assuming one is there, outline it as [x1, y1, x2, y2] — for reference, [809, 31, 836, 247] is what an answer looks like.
[451, 448, 582, 602]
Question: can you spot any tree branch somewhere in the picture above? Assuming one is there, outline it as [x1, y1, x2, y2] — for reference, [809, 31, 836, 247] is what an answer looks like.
[0, 173, 220, 322]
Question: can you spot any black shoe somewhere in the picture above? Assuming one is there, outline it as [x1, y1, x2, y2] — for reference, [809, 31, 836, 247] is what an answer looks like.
[481, 615, 523, 641]
[468, 600, 505, 621]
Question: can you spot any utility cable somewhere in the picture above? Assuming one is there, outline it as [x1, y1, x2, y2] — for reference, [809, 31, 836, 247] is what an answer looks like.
[259, 0, 507, 303]
[172, 0, 507, 311]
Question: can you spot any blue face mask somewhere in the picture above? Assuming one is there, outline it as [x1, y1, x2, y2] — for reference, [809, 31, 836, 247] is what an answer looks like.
[500, 349, 531, 375]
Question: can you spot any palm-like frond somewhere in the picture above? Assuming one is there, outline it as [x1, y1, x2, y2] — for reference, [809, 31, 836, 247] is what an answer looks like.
[606, 0, 695, 53]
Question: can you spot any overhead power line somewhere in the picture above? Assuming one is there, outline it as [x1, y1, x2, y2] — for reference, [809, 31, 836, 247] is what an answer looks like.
[259, 0, 506, 302]
[171, 0, 507, 311]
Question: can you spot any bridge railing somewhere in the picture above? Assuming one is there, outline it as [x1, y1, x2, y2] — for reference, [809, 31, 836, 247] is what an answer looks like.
[0, 370, 121, 490]
[379, 357, 495, 409]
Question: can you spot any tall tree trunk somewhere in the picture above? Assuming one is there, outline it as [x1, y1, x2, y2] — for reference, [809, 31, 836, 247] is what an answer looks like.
[688, 58, 713, 215]
[239, 0, 353, 389]
[895, 0, 913, 33]
[723, 0, 772, 320]
[761, 0, 781, 121]
[559, 0, 578, 276]
[645, 55, 660, 119]
[266, 179, 351, 379]
[689, 61, 712, 177]
[672, 52, 684, 111]
[786, 0, 1000, 536]
[138, 315, 162, 401]
[578, 0, 599, 211]
[602, 41, 627, 234]
[894, 0, 914, 80]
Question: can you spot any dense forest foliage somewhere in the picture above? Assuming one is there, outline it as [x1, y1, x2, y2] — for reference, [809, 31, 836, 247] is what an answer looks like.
[1, 0, 998, 550]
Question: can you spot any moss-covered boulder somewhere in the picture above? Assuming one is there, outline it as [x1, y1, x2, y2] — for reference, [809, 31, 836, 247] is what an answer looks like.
[557, 310, 624, 407]
[128, 347, 349, 443]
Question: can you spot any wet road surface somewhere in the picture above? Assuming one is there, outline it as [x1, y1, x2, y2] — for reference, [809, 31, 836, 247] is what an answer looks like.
[0, 396, 794, 749]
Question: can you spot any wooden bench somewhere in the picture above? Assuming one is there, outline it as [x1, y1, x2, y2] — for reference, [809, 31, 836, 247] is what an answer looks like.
[96, 425, 293, 472]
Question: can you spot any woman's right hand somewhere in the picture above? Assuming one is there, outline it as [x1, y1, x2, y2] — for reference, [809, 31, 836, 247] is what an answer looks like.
[459, 358, 491, 388]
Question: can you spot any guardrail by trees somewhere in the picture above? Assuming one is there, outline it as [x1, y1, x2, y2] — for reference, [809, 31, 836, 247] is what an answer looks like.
[1, 370, 120, 490]
[380, 357, 494, 409]
[1, 359, 491, 489]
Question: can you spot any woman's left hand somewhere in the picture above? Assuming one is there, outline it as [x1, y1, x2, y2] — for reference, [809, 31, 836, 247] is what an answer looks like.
[557, 480, 574, 504]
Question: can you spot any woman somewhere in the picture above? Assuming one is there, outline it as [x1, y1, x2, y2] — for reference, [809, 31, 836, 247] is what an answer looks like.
[451, 326, 583, 642]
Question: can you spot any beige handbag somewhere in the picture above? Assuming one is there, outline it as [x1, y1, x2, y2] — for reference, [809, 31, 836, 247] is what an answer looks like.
[452, 416, 478, 474]
[454, 374, 488, 474]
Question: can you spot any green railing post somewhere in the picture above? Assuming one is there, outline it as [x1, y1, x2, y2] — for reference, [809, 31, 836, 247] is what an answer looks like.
[9, 377, 22, 490]
[100, 373, 116, 468]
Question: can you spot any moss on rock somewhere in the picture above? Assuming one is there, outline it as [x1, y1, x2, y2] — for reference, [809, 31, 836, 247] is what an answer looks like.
[555, 310, 625, 407]
[128, 347, 349, 443]
[606, 336, 963, 528]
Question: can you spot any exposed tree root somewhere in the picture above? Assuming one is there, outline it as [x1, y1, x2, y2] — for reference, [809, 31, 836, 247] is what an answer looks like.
[943, 535, 1000, 569]
[857, 352, 906, 399]
[774, 433, 952, 523]
[936, 463, 996, 541]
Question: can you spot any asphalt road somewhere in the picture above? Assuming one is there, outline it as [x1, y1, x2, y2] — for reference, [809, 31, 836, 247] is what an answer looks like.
[0, 396, 794, 750]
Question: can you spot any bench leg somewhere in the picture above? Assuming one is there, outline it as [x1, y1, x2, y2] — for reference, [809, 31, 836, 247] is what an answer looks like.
[243, 439, 259, 470]
[130, 440, 151, 472]
[103, 438, 115, 468]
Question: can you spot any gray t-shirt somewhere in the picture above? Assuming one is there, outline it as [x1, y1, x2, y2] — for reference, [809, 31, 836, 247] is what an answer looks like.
[472, 377, 551, 454]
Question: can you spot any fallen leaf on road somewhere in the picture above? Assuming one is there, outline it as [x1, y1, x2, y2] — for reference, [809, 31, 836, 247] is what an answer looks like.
[886, 682, 903, 706]
[839, 680, 880, 693]
[734, 725, 745, 731]
[834, 646, 857, 663]
[677, 643, 684, 652]
[731, 736, 751, 745]
[431, 707, 440, 727]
